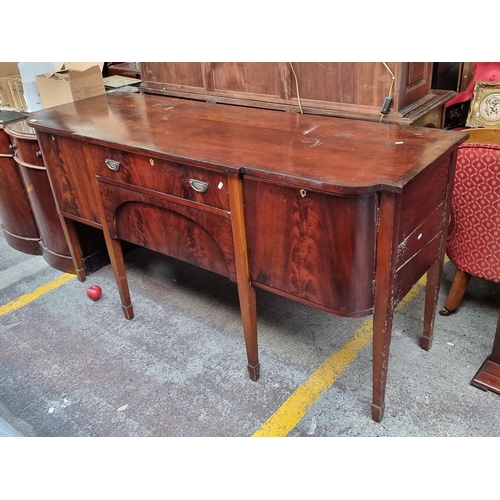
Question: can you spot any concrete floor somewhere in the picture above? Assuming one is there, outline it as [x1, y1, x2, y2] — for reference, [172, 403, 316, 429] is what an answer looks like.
[1, 227, 500, 438]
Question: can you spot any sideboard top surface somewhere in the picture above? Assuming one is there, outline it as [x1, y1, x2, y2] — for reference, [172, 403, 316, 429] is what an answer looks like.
[28, 91, 468, 195]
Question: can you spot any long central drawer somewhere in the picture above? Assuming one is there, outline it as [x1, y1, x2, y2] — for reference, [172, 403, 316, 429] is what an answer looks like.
[89, 144, 230, 211]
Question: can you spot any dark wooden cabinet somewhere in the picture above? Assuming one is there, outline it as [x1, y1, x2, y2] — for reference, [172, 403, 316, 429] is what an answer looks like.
[6, 120, 74, 273]
[0, 111, 41, 255]
[138, 62, 454, 126]
[27, 91, 467, 422]
[5, 121, 108, 275]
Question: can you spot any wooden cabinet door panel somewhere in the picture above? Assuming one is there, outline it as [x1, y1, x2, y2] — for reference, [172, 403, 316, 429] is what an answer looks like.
[139, 62, 206, 91]
[0, 128, 40, 248]
[36, 132, 103, 226]
[244, 178, 377, 316]
[397, 63, 432, 111]
[211, 62, 289, 100]
[98, 183, 236, 280]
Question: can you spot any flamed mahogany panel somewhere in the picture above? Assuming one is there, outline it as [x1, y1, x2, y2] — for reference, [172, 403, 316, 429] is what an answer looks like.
[36, 132, 103, 225]
[244, 178, 377, 316]
[98, 183, 236, 281]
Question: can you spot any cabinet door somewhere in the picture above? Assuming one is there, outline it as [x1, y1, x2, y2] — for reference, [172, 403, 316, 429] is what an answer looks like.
[139, 62, 290, 104]
[243, 179, 377, 317]
[397, 62, 433, 111]
[0, 128, 40, 253]
[36, 132, 103, 226]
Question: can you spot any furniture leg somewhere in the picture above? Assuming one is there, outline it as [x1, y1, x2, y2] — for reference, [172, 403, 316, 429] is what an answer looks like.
[106, 236, 134, 320]
[81, 143, 134, 320]
[419, 148, 454, 342]
[420, 258, 445, 351]
[470, 310, 500, 393]
[372, 299, 395, 423]
[371, 192, 398, 422]
[489, 312, 500, 364]
[58, 215, 86, 281]
[238, 279, 259, 381]
[228, 174, 259, 381]
[439, 267, 471, 316]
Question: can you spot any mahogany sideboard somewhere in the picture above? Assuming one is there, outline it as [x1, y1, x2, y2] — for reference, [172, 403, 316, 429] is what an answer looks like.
[27, 91, 468, 422]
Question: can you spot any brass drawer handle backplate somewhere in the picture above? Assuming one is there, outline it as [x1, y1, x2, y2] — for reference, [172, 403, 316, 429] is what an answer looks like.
[189, 179, 208, 193]
[105, 159, 120, 171]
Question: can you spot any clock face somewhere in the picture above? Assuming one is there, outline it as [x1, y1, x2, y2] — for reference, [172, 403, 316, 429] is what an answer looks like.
[479, 92, 500, 121]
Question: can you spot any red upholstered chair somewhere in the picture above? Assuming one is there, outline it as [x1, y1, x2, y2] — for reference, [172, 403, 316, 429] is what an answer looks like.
[440, 128, 500, 315]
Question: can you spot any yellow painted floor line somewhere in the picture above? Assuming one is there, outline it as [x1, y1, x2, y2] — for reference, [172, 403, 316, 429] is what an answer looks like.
[0, 273, 77, 317]
[253, 274, 428, 437]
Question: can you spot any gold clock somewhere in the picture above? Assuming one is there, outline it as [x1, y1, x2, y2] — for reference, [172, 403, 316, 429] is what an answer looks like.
[466, 81, 500, 128]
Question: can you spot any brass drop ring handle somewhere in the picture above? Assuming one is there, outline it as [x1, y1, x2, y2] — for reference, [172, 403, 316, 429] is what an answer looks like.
[105, 159, 120, 171]
[189, 179, 208, 193]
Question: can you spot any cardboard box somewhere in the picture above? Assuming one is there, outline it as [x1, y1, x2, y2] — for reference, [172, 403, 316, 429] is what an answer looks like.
[54, 62, 104, 72]
[36, 65, 106, 109]
[18, 62, 56, 111]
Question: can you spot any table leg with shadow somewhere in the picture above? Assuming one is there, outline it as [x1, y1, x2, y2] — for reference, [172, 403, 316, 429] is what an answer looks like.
[471, 310, 500, 394]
